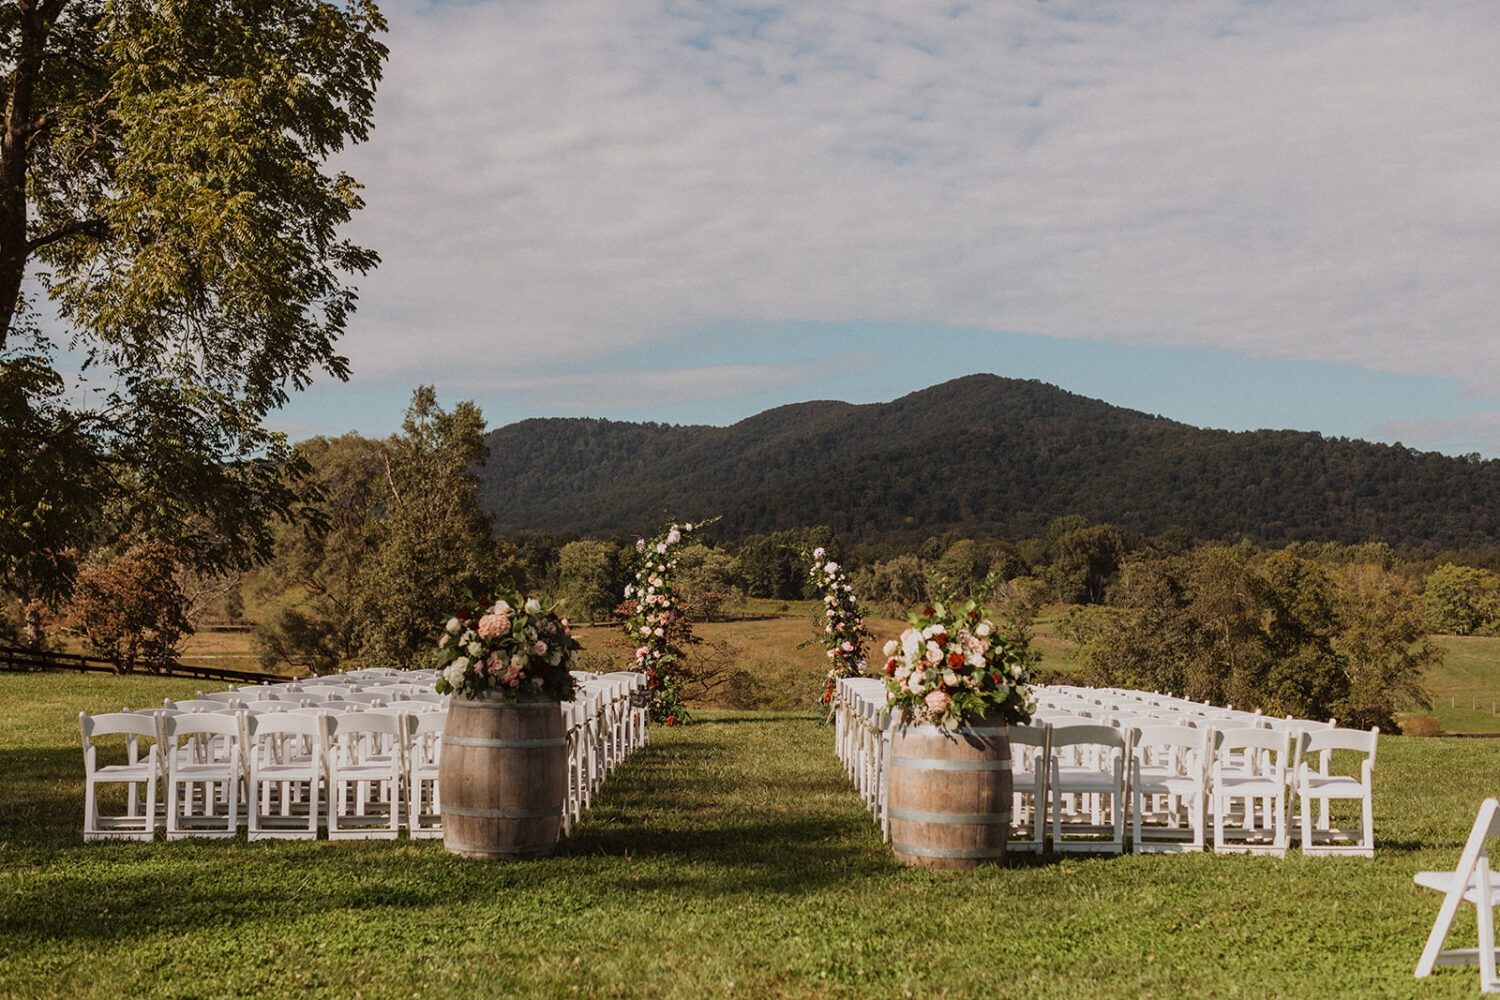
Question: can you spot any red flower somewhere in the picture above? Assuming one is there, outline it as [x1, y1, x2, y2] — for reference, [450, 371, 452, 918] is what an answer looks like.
[991, 672, 1001, 684]
[923, 606, 936, 617]
[665, 714, 678, 726]
[649, 676, 661, 688]
[884, 657, 898, 676]
[947, 651, 964, 668]
[456, 606, 473, 621]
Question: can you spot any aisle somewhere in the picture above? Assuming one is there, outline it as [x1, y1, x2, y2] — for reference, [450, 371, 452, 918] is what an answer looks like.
[561, 710, 886, 873]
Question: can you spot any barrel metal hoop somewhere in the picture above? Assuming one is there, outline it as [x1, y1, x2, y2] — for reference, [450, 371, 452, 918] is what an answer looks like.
[891, 756, 1011, 771]
[893, 842, 1008, 859]
[441, 803, 562, 820]
[442, 735, 567, 749]
[890, 807, 1009, 826]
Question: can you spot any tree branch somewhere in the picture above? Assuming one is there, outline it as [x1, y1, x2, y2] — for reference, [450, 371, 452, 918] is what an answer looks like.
[25, 216, 107, 253]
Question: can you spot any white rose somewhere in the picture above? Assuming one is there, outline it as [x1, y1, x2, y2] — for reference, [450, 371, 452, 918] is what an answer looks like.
[909, 671, 926, 695]
[443, 662, 467, 688]
[824, 561, 840, 575]
[453, 656, 470, 671]
[467, 641, 483, 657]
[884, 639, 899, 658]
[493, 600, 512, 614]
[901, 629, 922, 659]
[975, 622, 993, 638]
[525, 597, 543, 615]
[445, 617, 462, 634]
[812, 547, 826, 559]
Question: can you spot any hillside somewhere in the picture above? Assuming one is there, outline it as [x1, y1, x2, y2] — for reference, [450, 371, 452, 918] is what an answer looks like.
[477, 373, 1500, 548]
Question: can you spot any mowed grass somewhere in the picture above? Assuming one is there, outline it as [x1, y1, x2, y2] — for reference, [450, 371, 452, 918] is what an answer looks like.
[5, 673, 1500, 997]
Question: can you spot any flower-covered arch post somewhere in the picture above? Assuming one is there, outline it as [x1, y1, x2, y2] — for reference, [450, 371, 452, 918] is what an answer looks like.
[623, 517, 717, 725]
[810, 547, 872, 715]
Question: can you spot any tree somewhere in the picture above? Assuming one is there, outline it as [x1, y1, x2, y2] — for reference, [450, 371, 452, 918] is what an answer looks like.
[1, 0, 387, 617]
[557, 539, 628, 622]
[252, 432, 388, 670]
[1333, 562, 1437, 730]
[61, 539, 191, 670]
[353, 387, 494, 668]
[1423, 563, 1500, 636]
[253, 388, 495, 672]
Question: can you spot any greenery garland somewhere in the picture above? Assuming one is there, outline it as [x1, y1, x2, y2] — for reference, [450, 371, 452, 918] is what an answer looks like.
[623, 517, 717, 725]
[810, 547, 872, 714]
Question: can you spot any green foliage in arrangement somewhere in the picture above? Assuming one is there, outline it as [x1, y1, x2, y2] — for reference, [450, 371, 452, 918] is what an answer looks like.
[0, 0, 389, 616]
[5, 672, 1500, 998]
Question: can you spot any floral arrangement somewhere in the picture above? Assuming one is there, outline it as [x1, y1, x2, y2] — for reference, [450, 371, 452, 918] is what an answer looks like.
[810, 547, 872, 711]
[881, 599, 1035, 729]
[434, 595, 580, 701]
[623, 517, 716, 725]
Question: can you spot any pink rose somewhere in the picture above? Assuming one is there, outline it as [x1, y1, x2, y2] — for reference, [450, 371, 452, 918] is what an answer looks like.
[533, 641, 548, 656]
[925, 689, 951, 715]
[477, 612, 511, 639]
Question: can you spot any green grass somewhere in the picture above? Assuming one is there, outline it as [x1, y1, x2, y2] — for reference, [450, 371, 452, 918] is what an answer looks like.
[4, 672, 1500, 997]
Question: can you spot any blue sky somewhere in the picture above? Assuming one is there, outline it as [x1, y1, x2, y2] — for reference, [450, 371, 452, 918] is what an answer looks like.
[269, 1, 1500, 458]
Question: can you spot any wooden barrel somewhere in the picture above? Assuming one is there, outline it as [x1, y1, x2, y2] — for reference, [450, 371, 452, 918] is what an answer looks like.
[888, 722, 1012, 869]
[439, 694, 568, 860]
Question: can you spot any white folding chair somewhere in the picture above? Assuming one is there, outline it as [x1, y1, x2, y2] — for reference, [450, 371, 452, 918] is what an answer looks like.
[1007, 723, 1050, 852]
[1048, 723, 1127, 854]
[1295, 725, 1378, 857]
[1212, 726, 1290, 856]
[245, 711, 327, 840]
[163, 712, 245, 840]
[80, 711, 162, 842]
[1416, 798, 1500, 991]
[1131, 723, 1211, 853]
[406, 709, 445, 839]
[325, 711, 404, 839]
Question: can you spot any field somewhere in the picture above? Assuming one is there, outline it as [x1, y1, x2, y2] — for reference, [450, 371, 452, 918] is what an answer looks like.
[171, 602, 1500, 733]
[6, 668, 1500, 998]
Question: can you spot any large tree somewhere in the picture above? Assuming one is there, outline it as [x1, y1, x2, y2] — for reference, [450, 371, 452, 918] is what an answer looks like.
[1, 1, 387, 625]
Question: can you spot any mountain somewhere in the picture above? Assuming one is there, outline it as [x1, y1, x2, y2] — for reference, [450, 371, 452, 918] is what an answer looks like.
[476, 373, 1500, 549]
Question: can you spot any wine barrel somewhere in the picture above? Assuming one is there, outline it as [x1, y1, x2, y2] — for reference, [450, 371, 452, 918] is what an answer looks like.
[888, 722, 1012, 869]
[439, 694, 568, 860]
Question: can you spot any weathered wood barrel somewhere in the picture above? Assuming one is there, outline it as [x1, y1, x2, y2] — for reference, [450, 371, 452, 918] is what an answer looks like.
[439, 694, 568, 860]
[888, 722, 1012, 869]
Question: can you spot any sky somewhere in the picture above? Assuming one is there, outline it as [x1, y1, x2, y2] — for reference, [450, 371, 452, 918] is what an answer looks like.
[268, 0, 1500, 458]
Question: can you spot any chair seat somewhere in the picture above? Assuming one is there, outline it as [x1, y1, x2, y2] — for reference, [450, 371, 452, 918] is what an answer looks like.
[1136, 773, 1200, 797]
[1416, 870, 1500, 903]
[1300, 774, 1364, 797]
[1216, 775, 1283, 796]
[1053, 765, 1119, 793]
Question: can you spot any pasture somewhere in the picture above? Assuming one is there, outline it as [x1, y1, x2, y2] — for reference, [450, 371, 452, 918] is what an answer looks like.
[4, 671, 1500, 998]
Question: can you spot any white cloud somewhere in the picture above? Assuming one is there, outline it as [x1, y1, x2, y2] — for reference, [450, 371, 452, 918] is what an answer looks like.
[335, 1, 1500, 401]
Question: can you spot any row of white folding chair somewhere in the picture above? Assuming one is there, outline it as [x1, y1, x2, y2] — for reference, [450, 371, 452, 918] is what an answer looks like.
[835, 679, 890, 835]
[563, 673, 649, 833]
[82, 706, 438, 841]
[1017, 720, 1377, 856]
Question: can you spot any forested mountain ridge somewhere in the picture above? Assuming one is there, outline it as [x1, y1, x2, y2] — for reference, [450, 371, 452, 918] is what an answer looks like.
[476, 373, 1500, 549]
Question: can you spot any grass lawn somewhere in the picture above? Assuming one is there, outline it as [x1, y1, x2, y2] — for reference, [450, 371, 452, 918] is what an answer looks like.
[4, 672, 1500, 998]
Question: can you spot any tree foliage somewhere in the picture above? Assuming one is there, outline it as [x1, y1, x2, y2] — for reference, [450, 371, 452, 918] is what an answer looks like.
[0, 0, 387, 627]
[1063, 545, 1437, 731]
[60, 539, 191, 670]
[254, 387, 495, 672]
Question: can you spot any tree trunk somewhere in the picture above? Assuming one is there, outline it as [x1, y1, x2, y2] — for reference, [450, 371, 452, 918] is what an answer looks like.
[0, 1, 51, 347]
